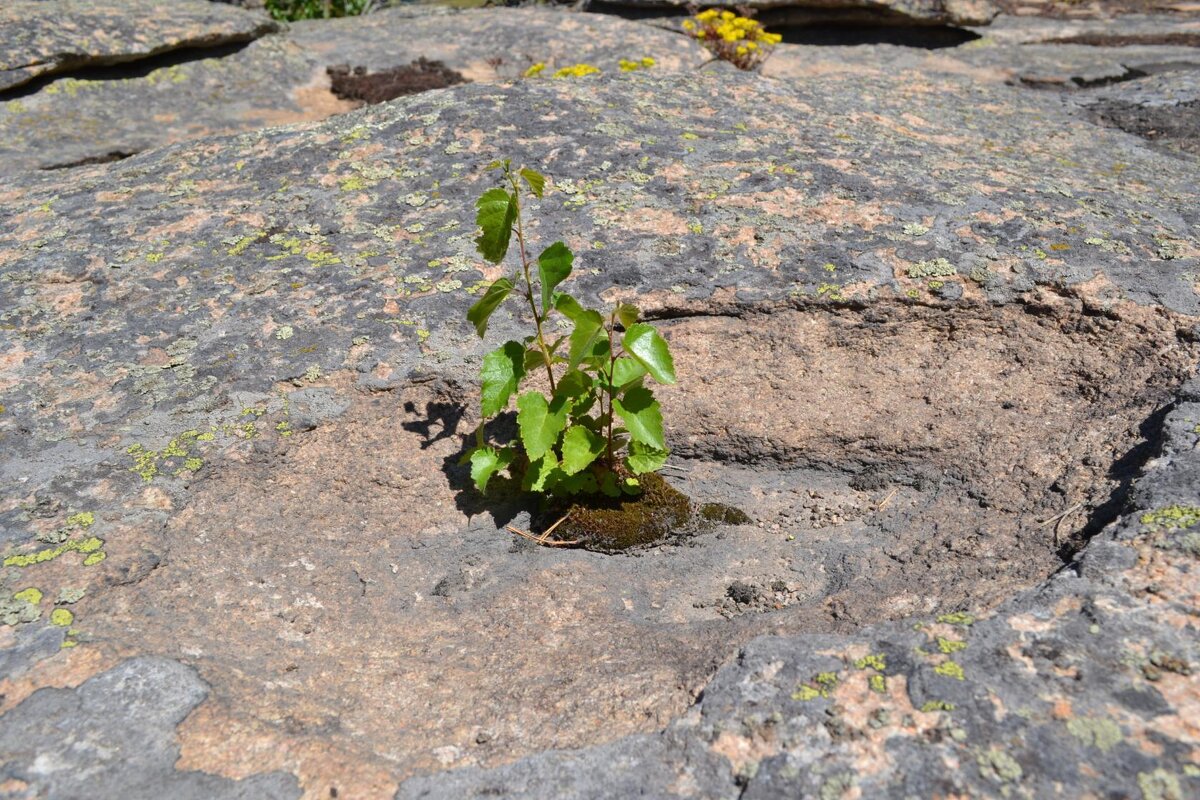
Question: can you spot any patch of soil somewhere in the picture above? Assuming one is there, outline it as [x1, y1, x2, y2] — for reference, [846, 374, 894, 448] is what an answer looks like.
[1088, 97, 1200, 154]
[76, 293, 1198, 791]
[327, 58, 467, 105]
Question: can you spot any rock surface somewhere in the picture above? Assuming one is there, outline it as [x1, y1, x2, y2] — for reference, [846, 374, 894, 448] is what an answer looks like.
[0, 5, 1198, 800]
[0, 0, 277, 92]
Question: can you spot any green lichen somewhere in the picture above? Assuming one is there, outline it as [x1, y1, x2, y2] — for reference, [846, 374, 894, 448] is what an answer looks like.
[854, 654, 887, 671]
[1138, 769, 1183, 800]
[937, 637, 968, 654]
[65, 512, 94, 528]
[818, 773, 855, 800]
[1141, 505, 1200, 531]
[977, 748, 1023, 784]
[1066, 717, 1123, 752]
[49, 608, 74, 627]
[937, 611, 975, 626]
[83, 551, 107, 566]
[921, 700, 955, 712]
[791, 685, 822, 702]
[4, 537, 104, 568]
[13, 587, 42, 605]
[57, 587, 85, 604]
[907, 258, 956, 279]
[869, 674, 887, 694]
[935, 661, 965, 680]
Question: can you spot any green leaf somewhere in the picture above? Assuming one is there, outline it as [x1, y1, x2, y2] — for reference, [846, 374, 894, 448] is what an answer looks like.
[568, 312, 605, 371]
[475, 188, 517, 264]
[470, 447, 512, 493]
[555, 369, 593, 400]
[524, 346, 548, 373]
[519, 168, 546, 198]
[622, 323, 676, 385]
[626, 440, 669, 474]
[557, 470, 598, 495]
[599, 471, 622, 498]
[553, 292, 585, 320]
[537, 242, 573, 312]
[560, 425, 606, 475]
[480, 341, 525, 417]
[485, 159, 505, 171]
[517, 391, 569, 461]
[613, 386, 666, 451]
[466, 277, 514, 338]
[616, 303, 640, 329]
[523, 452, 560, 493]
[611, 357, 646, 388]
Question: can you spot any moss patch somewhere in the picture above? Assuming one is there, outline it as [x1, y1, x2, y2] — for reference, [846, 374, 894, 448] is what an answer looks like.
[549, 472, 695, 553]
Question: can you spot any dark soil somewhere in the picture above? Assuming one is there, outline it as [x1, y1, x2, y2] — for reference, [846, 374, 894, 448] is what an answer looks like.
[327, 58, 467, 105]
[1047, 32, 1200, 46]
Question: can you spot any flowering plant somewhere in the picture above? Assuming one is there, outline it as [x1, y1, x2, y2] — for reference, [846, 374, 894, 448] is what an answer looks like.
[682, 8, 782, 71]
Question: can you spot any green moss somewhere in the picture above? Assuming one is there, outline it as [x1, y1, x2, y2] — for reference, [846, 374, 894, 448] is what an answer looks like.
[1141, 505, 1200, 531]
[1066, 717, 1123, 752]
[937, 637, 968, 654]
[552, 472, 694, 552]
[937, 611, 975, 626]
[4, 537, 104, 568]
[935, 661, 965, 680]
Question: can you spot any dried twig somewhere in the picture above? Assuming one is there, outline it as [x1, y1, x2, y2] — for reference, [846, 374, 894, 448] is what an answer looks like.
[506, 522, 580, 547]
[876, 488, 899, 511]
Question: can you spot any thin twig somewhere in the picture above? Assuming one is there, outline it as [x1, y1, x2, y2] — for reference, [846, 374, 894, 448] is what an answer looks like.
[876, 488, 898, 511]
[1039, 503, 1083, 528]
[506, 524, 580, 547]
[537, 511, 572, 543]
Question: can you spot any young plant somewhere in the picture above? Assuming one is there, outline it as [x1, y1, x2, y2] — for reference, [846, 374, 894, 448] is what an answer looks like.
[463, 160, 677, 499]
[682, 8, 782, 71]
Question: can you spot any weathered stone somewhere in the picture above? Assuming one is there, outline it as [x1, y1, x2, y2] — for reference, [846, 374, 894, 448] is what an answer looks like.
[0, 8, 707, 175]
[0, 657, 301, 799]
[0, 7, 1198, 799]
[0, 0, 277, 92]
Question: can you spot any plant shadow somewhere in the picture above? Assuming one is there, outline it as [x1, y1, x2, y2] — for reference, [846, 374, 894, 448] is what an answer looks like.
[401, 398, 536, 531]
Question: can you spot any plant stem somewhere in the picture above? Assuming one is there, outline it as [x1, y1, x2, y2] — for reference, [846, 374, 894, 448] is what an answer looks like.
[509, 173, 556, 393]
[605, 308, 617, 470]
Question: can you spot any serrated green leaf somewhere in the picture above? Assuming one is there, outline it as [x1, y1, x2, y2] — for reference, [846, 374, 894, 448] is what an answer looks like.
[626, 440, 669, 474]
[622, 323, 676, 385]
[611, 357, 646, 388]
[480, 341, 525, 417]
[475, 188, 517, 264]
[537, 241, 573, 312]
[556, 470, 599, 495]
[567, 310, 605, 371]
[599, 471, 622, 498]
[517, 391, 569, 461]
[524, 346, 547, 373]
[555, 369, 593, 400]
[470, 447, 512, 493]
[523, 452, 560, 493]
[560, 425, 606, 475]
[520, 168, 546, 198]
[616, 303, 640, 329]
[613, 386, 666, 450]
[466, 277, 514, 338]
[485, 159, 505, 171]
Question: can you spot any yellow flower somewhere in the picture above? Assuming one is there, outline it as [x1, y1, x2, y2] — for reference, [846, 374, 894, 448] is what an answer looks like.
[720, 10, 735, 20]
[736, 45, 747, 55]
[552, 63, 601, 79]
[524, 62, 546, 77]
[682, 19, 695, 30]
[641, 57, 655, 67]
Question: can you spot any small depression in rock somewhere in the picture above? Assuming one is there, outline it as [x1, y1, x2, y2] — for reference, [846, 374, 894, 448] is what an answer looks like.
[84, 295, 1198, 781]
[327, 58, 468, 105]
